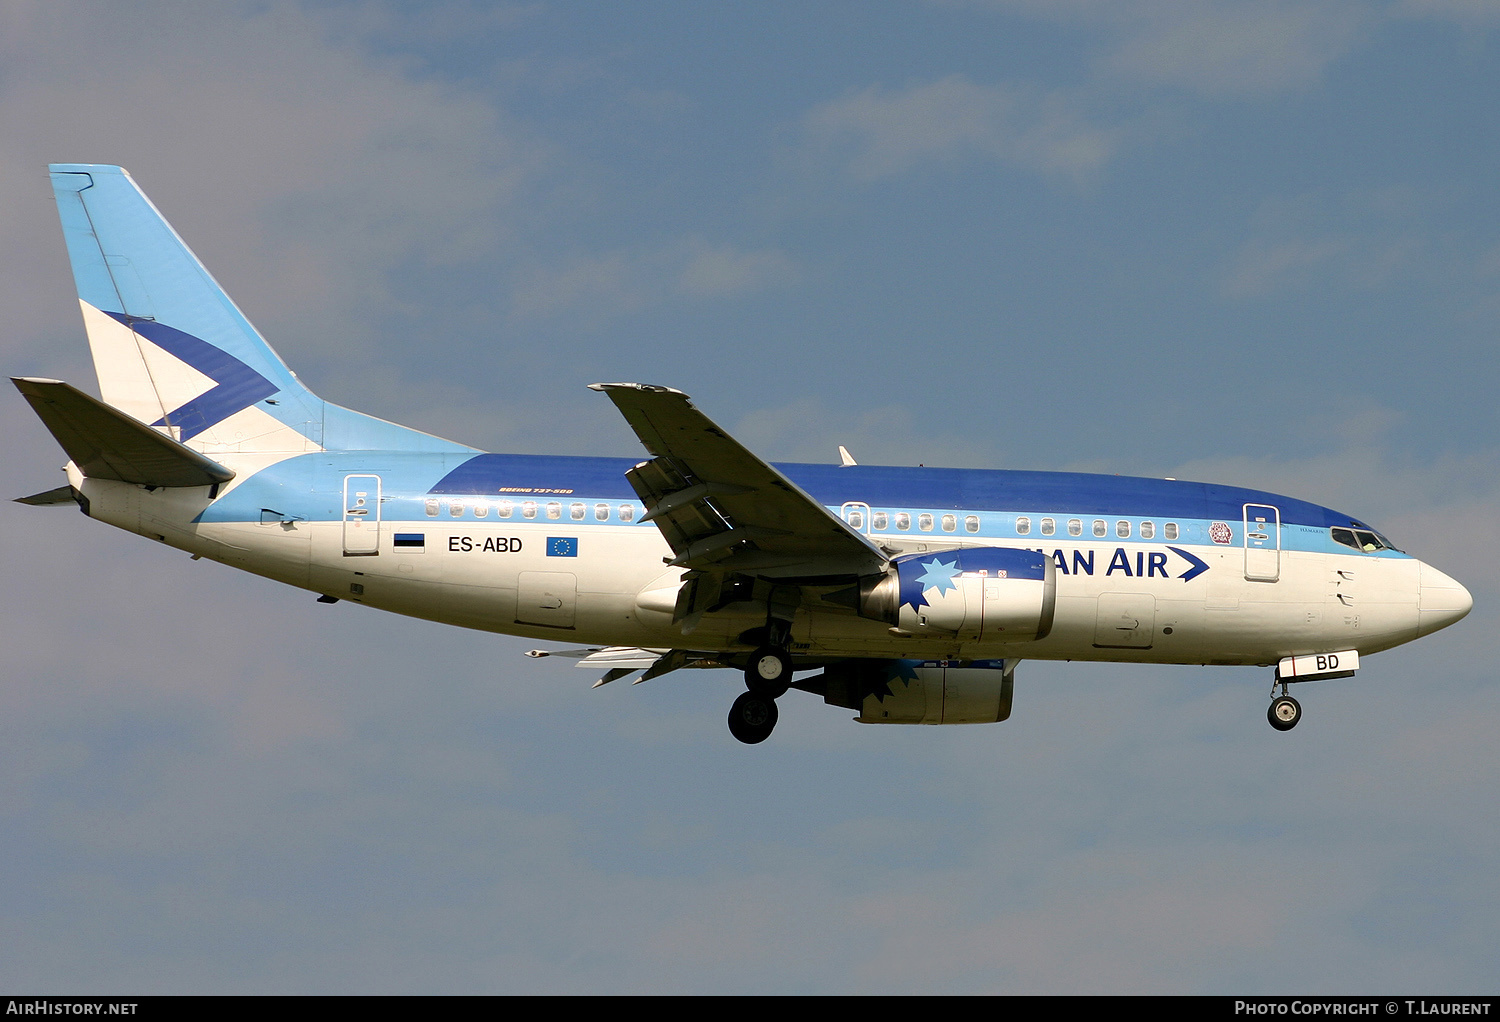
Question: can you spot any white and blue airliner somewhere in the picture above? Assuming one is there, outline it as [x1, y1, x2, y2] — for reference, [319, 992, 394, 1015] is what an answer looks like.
[14, 165, 1473, 743]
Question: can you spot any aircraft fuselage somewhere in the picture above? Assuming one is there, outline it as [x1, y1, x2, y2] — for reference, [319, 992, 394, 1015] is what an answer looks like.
[69, 451, 1461, 669]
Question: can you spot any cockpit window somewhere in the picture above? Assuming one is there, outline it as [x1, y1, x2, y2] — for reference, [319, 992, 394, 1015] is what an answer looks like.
[1333, 527, 1394, 553]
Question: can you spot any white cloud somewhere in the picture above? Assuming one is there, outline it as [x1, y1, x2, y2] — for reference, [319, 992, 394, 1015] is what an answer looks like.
[968, 1, 1368, 96]
[802, 76, 1117, 183]
[0, 1, 551, 368]
[1104, 1, 1365, 95]
[1399, 0, 1500, 26]
[730, 396, 1008, 469]
[511, 237, 798, 321]
[1220, 190, 1434, 298]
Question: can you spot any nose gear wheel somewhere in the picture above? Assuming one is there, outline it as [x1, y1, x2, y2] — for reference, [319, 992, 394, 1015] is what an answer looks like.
[1268, 694, 1301, 731]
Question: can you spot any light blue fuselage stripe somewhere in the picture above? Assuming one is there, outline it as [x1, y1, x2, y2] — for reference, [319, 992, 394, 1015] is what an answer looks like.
[198, 452, 1404, 560]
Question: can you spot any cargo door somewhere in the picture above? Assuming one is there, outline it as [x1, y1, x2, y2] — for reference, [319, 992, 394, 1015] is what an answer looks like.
[517, 571, 577, 628]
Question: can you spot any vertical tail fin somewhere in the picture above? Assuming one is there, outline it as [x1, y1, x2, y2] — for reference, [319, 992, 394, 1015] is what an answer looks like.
[50, 164, 325, 454]
[48, 164, 473, 458]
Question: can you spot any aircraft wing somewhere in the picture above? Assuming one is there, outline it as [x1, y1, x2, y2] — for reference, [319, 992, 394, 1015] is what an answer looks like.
[590, 383, 887, 582]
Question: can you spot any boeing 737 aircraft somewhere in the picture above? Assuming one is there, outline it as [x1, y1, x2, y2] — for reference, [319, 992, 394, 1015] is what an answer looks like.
[14, 165, 1473, 743]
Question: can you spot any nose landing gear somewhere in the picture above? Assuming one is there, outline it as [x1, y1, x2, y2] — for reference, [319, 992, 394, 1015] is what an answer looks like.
[1268, 693, 1302, 730]
[1268, 672, 1302, 731]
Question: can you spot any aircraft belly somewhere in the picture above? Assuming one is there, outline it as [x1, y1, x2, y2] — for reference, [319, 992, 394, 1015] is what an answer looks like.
[201, 520, 312, 587]
[75, 479, 311, 588]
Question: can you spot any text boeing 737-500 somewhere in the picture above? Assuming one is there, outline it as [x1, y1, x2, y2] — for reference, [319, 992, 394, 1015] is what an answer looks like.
[13, 165, 1473, 743]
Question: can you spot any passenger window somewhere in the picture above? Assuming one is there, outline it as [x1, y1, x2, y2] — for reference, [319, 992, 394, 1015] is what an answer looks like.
[941, 514, 956, 533]
[896, 512, 911, 531]
[449, 500, 464, 518]
[570, 502, 585, 521]
[918, 513, 934, 532]
[546, 502, 561, 520]
[1041, 518, 1055, 536]
[1093, 520, 1106, 538]
[1068, 519, 1082, 537]
[497, 500, 513, 519]
[1117, 520, 1130, 538]
[873, 511, 889, 531]
[619, 504, 635, 523]
[475, 503, 488, 518]
[1016, 516, 1031, 535]
[1140, 521, 1154, 539]
[1164, 522, 1178, 541]
[595, 503, 609, 521]
[848, 510, 864, 529]
[425, 498, 439, 517]
[964, 515, 979, 534]
[522, 501, 537, 520]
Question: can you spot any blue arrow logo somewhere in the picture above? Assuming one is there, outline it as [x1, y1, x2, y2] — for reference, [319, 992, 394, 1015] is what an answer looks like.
[1167, 546, 1209, 582]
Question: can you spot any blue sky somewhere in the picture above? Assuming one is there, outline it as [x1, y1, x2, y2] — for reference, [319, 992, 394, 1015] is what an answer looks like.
[2, 0, 1497, 993]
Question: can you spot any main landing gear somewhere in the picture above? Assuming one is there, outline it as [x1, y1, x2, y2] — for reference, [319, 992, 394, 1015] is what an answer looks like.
[728, 690, 779, 744]
[728, 645, 792, 744]
[1267, 676, 1302, 732]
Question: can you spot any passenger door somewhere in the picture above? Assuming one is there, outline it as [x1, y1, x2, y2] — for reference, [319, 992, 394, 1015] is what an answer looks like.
[1243, 503, 1280, 582]
[342, 474, 381, 556]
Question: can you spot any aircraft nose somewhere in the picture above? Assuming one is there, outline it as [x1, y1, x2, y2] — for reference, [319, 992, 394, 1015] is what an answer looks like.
[1418, 562, 1473, 637]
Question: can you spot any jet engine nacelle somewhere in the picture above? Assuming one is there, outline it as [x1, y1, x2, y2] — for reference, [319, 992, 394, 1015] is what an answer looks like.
[859, 547, 1056, 642]
[819, 659, 1014, 724]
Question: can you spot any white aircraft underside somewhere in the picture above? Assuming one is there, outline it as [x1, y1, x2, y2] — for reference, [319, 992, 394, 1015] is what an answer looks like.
[14, 165, 1473, 743]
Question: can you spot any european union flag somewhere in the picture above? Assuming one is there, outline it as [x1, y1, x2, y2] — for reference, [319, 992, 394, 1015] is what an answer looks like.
[546, 537, 578, 557]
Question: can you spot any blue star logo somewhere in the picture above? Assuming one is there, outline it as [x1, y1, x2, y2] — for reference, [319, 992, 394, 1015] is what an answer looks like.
[916, 557, 961, 597]
[863, 659, 922, 704]
[899, 556, 962, 610]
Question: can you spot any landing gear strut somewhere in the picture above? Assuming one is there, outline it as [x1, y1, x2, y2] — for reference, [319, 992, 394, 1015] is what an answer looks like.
[1267, 676, 1302, 731]
[728, 595, 796, 744]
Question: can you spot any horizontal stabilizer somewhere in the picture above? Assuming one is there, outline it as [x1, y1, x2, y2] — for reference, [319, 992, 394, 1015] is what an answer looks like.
[13, 377, 235, 487]
[14, 485, 80, 506]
